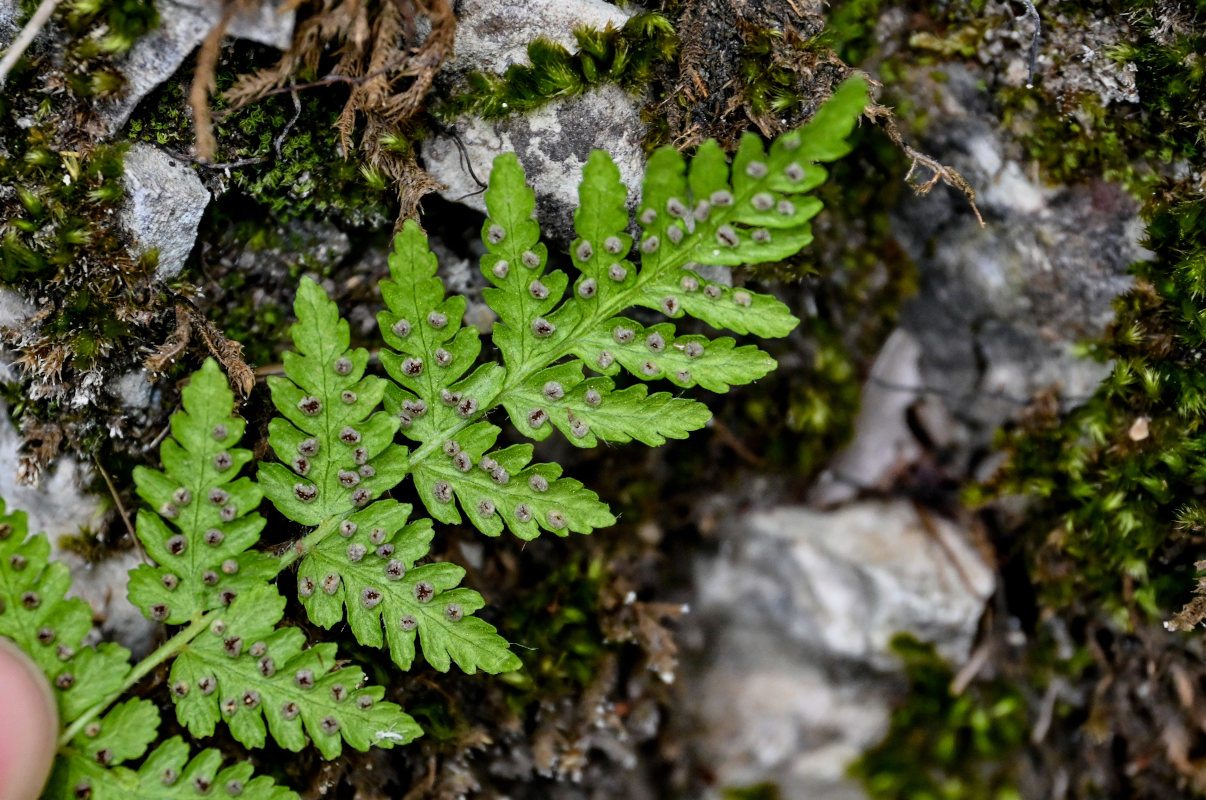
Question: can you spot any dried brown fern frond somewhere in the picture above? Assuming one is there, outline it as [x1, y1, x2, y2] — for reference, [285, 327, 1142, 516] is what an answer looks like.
[145, 304, 255, 396]
[223, 0, 364, 108]
[221, 0, 454, 221]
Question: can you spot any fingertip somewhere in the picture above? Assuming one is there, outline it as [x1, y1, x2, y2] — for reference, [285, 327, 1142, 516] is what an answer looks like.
[0, 638, 58, 800]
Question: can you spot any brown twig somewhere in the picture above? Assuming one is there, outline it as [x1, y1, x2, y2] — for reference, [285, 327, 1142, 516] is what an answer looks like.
[93, 454, 148, 564]
[865, 102, 986, 227]
[708, 416, 767, 467]
[189, 5, 236, 161]
[0, 0, 59, 88]
[146, 304, 256, 396]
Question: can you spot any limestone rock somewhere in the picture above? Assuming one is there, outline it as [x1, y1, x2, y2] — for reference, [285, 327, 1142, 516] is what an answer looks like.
[120, 143, 210, 280]
[695, 501, 993, 668]
[891, 65, 1144, 442]
[683, 500, 994, 799]
[691, 652, 887, 800]
[809, 330, 925, 506]
[422, 0, 646, 243]
[99, 0, 295, 134]
[423, 85, 647, 243]
[0, 0, 17, 49]
[443, 0, 631, 75]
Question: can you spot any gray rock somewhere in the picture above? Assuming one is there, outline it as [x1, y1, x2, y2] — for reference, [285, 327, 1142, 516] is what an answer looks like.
[422, 0, 646, 243]
[690, 653, 887, 800]
[99, 0, 295, 134]
[684, 501, 994, 799]
[892, 64, 1144, 443]
[809, 330, 924, 506]
[0, 0, 17, 49]
[443, 0, 631, 75]
[696, 501, 993, 668]
[424, 85, 647, 244]
[120, 143, 210, 280]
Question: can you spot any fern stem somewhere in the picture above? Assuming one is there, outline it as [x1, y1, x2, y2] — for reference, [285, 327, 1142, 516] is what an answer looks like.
[273, 515, 339, 573]
[56, 609, 218, 749]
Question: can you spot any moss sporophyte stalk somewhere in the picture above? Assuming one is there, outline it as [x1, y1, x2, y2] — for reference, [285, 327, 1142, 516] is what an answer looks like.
[0, 78, 870, 799]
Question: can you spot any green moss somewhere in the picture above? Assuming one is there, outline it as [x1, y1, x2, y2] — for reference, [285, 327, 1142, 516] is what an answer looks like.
[723, 783, 782, 800]
[434, 12, 679, 121]
[991, 2, 1204, 197]
[498, 554, 616, 704]
[738, 25, 832, 120]
[61, 0, 158, 56]
[56, 525, 113, 563]
[978, 196, 1206, 618]
[126, 65, 394, 225]
[822, 0, 891, 65]
[850, 636, 1028, 800]
[0, 0, 174, 482]
[0, 115, 156, 391]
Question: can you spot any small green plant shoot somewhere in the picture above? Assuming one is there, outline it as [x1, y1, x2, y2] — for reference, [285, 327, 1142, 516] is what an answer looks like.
[0, 76, 867, 799]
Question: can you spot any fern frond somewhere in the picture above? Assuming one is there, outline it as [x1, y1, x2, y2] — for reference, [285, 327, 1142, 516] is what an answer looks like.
[294, 498, 520, 672]
[46, 735, 298, 800]
[265, 279, 521, 674]
[168, 583, 420, 757]
[376, 77, 868, 530]
[129, 359, 275, 624]
[63, 698, 161, 769]
[0, 496, 296, 797]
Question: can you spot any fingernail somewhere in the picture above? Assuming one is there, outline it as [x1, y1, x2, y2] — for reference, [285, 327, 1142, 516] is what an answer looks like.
[0, 637, 59, 800]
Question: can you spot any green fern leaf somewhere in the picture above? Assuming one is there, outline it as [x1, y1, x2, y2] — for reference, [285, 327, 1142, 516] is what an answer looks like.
[65, 697, 161, 766]
[374, 77, 866, 529]
[169, 583, 420, 758]
[258, 278, 408, 526]
[378, 220, 617, 537]
[267, 278, 521, 674]
[409, 422, 616, 538]
[497, 362, 711, 447]
[129, 359, 276, 624]
[377, 220, 506, 442]
[0, 499, 134, 725]
[295, 498, 521, 672]
[46, 736, 298, 800]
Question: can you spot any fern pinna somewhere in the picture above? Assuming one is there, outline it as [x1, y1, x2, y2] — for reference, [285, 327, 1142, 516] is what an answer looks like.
[0, 77, 866, 799]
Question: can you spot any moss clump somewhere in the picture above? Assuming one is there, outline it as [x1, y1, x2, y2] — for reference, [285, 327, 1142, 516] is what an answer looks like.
[434, 13, 679, 122]
[738, 23, 839, 126]
[992, 1, 1204, 196]
[850, 636, 1028, 800]
[956, 0, 1206, 620]
[126, 60, 394, 226]
[822, 0, 891, 65]
[977, 196, 1206, 619]
[59, 0, 159, 58]
[0, 70, 160, 413]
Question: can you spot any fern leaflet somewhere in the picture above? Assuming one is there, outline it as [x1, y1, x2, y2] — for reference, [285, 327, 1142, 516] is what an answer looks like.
[262, 278, 521, 674]
[129, 359, 276, 624]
